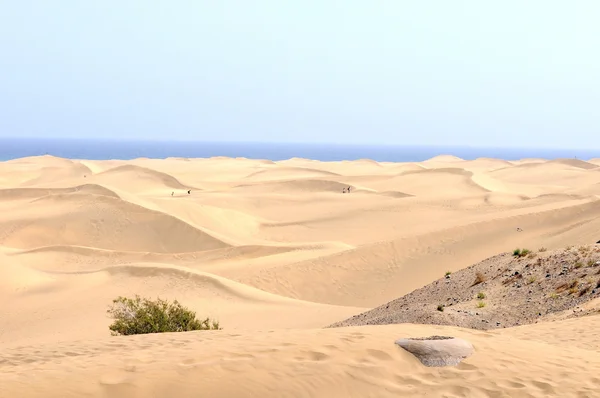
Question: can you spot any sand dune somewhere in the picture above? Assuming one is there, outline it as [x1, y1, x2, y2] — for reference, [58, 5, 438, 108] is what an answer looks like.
[0, 183, 120, 200]
[243, 166, 342, 181]
[233, 179, 353, 194]
[423, 154, 464, 162]
[1, 163, 91, 188]
[2, 154, 600, 397]
[4, 320, 599, 398]
[547, 158, 599, 169]
[0, 193, 229, 252]
[92, 164, 195, 193]
[353, 168, 489, 198]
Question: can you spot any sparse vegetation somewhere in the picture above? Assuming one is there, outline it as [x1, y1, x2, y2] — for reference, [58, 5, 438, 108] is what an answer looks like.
[513, 248, 531, 258]
[107, 295, 220, 336]
[569, 287, 579, 295]
[527, 252, 537, 259]
[564, 280, 580, 295]
[538, 247, 547, 252]
[332, 244, 600, 331]
[472, 271, 487, 286]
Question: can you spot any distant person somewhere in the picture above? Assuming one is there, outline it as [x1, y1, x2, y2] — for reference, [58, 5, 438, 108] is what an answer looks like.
[347, 186, 351, 192]
[342, 188, 346, 193]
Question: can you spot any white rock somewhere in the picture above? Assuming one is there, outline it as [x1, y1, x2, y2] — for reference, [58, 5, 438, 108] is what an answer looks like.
[395, 335, 474, 367]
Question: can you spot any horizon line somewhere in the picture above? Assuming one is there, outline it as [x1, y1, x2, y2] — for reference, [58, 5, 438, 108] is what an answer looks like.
[0, 137, 598, 152]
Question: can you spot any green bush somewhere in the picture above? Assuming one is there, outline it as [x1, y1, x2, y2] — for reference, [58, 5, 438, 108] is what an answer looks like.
[107, 295, 220, 336]
[513, 248, 530, 258]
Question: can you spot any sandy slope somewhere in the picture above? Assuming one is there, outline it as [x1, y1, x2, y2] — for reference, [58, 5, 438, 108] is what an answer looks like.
[2, 154, 600, 397]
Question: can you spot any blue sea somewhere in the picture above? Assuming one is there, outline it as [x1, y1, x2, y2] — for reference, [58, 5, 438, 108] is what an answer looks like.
[0, 138, 598, 162]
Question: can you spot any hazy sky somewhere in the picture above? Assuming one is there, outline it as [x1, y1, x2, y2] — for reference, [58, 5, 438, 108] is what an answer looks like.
[1, 1, 598, 147]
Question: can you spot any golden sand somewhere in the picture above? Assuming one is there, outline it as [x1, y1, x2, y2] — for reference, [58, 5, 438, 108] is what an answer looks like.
[2, 155, 600, 397]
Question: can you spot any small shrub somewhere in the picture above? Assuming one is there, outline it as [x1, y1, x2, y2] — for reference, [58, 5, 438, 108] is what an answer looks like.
[472, 271, 487, 286]
[527, 252, 537, 259]
[477, 292, 486, 299]
[437, 304, 445, 312]
[549, 292, 558, 299]
[107, 295, 220, 336]
[575, 262, 583, 269]
[476, 301, 486, 308]
[565, 280, 579, 295]
[587, 259, 596, 267]
[538, 247, 547, 252]
[569, 287, 578, 295]
[528, 276, 537, 284]
[513, 248, 530, 258]
[445, 271, 451, 277]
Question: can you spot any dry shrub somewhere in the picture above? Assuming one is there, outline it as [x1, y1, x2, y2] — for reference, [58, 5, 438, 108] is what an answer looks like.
[472, 271, 487, 286]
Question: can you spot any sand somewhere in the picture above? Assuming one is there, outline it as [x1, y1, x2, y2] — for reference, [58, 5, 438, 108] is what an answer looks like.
[2, 154, 600, 397]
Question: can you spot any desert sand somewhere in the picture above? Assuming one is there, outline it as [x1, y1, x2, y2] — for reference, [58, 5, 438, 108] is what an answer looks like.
[2, 154, 600, 397]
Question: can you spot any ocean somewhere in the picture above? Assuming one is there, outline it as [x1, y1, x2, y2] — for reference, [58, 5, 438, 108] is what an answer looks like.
[0, 138, 597, 162]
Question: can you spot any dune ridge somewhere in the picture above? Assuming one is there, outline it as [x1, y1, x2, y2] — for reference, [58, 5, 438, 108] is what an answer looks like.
[2, 154, 600, 397]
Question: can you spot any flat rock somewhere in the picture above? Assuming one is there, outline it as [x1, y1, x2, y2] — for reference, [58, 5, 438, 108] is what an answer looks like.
[394, 335, 474, 367]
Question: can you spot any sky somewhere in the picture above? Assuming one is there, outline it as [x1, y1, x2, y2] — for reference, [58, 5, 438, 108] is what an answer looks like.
[0, 1, 598, 148]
